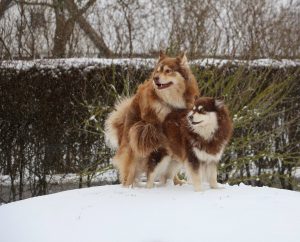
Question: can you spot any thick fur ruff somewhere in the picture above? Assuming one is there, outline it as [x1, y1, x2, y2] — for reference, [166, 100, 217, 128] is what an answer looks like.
[129, 121, 165, 157]
[105, 52, 200, 186]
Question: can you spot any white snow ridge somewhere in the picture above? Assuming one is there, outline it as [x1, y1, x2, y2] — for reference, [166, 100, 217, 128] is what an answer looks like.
[0, 184, 300, 242]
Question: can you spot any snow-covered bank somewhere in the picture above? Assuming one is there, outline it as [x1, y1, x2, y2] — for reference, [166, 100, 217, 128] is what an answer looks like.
[0, 169, 118, 187]
[1, 184, 300, 242]
[1, 58, 300, 70]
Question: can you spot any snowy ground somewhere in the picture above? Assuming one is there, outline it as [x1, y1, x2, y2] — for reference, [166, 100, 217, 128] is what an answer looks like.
[1, 183, 300, 242]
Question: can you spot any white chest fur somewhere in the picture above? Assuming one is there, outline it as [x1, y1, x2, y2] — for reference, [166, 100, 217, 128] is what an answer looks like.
[192, 146, 224, 163]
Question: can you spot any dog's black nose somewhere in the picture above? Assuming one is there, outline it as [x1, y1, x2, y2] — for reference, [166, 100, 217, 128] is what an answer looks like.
[188, 115, 193, 121]
[153, 76, 159, 82]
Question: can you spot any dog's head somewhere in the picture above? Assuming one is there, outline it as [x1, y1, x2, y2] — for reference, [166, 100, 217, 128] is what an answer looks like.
[187, 97, 225, 140]
[151, 51, 191, 108]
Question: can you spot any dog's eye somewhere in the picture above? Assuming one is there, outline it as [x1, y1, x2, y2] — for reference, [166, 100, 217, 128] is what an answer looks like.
[165, 69, 171, 74]
[197, 107, 206, 114]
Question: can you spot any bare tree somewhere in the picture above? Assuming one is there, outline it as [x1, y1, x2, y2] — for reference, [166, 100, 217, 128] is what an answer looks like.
[64, 0, 113, 57]
[0, 0, 299, 59]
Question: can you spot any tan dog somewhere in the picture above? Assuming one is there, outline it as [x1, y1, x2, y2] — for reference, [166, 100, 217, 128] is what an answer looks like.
[105, 52, 199, 186]
[146, 97, 233, 191]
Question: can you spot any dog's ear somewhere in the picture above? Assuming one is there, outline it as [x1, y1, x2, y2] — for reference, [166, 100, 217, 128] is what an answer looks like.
[177, 52, 188, 66]
[159, 50, 166, 61]
[215, 97, 225, 109]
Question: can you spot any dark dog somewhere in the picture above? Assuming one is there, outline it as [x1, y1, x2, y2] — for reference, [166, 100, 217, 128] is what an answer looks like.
[146, 97, 233, 191]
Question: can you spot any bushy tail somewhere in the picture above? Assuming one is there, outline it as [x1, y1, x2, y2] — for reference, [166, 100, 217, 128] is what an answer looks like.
[129, 121, 165, 157]
[104, 97, 133, 150]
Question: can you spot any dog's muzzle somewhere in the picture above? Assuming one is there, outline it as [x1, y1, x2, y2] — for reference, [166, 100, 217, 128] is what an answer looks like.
[153, 78, 173, 89]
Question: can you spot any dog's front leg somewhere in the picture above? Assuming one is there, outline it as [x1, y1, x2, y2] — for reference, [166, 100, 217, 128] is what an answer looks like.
[186, 151, 202, 192]
[207, 162, 219, 189]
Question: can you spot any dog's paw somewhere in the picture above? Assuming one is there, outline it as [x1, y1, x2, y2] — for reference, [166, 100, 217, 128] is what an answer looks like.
[146, 182, 154, 189]
[173, 175, 186, 186]
[210, 183, 225, 189]
[194, 187, 202, 192]
[174, 179, 186, 186]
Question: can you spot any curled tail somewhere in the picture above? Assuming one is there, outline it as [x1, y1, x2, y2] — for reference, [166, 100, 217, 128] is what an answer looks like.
[129, 121, 165, 157]
[104, 97, 133, 150]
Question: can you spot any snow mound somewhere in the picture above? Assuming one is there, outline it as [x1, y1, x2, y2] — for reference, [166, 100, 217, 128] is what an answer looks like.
[1, 184, 300, 242]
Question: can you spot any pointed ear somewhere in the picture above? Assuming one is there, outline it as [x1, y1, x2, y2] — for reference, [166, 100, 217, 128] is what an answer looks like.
[215, 98, 224, 109]
[159, 50, 166, 61]
[177, 51, 188, 66]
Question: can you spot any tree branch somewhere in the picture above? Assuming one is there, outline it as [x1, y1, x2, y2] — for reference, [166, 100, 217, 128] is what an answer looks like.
[64, 0, 113, 57]
[0, 35, 12, 59]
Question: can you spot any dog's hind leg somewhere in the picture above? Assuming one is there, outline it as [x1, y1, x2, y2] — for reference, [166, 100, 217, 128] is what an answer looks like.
[147, 150, 170, 188]
[123, 150, 139, 187]
[114, 146, 136, 187]
[167, 161, 185, 186]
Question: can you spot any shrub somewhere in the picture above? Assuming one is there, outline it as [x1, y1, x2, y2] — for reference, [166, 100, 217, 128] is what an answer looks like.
[0, 59, 299, 202]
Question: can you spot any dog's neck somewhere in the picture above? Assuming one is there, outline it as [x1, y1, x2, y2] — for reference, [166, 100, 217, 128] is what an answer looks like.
[194, 127, 216, 141]
[189, 120, 219, 142]
[158, 91, 186, 109]
[153, 83, 186, 109]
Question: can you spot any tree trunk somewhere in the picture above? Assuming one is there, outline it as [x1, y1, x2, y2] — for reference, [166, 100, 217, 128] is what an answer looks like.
[0, 0, 13, 19]
[52, 2, 76, 58]
[65, 0, 113, 57]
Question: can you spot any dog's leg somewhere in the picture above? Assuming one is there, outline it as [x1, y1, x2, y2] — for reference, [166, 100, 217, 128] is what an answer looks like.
[117, 147, 136, 187]
[159, 174, 168, 186]
[166, 160, 185, 186]
[124, 153, 138, 187]
[147, 155, 171, 188]
[113, 146, 128, 186]
[146, 171, 156, 188]
[186, 151, 202, 192]
[207, 162, 218, 189]
[186, 163, 201, 192]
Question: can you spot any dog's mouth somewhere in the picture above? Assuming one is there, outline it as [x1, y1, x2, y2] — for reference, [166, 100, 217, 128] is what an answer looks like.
[191, 120, 203, 125]
[154, 80, 173, 90]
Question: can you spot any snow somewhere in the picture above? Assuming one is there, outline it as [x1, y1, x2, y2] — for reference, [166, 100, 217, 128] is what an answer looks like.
[293, 167, 300, 179]
[0, 169, 118, 186]
[1, 183, 300, 242]
[1, 58, 300, 71]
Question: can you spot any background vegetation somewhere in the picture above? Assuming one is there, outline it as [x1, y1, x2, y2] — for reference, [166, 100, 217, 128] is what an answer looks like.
[0, 0, 299, 203]
[0, 0, 299, 59]
[0, 60, 299, 203]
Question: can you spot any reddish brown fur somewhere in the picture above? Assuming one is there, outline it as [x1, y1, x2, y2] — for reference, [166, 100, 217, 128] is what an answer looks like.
[164, 98, 233, 161]
[110, 53, 200, 186]
[145, 97, 233, 190]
